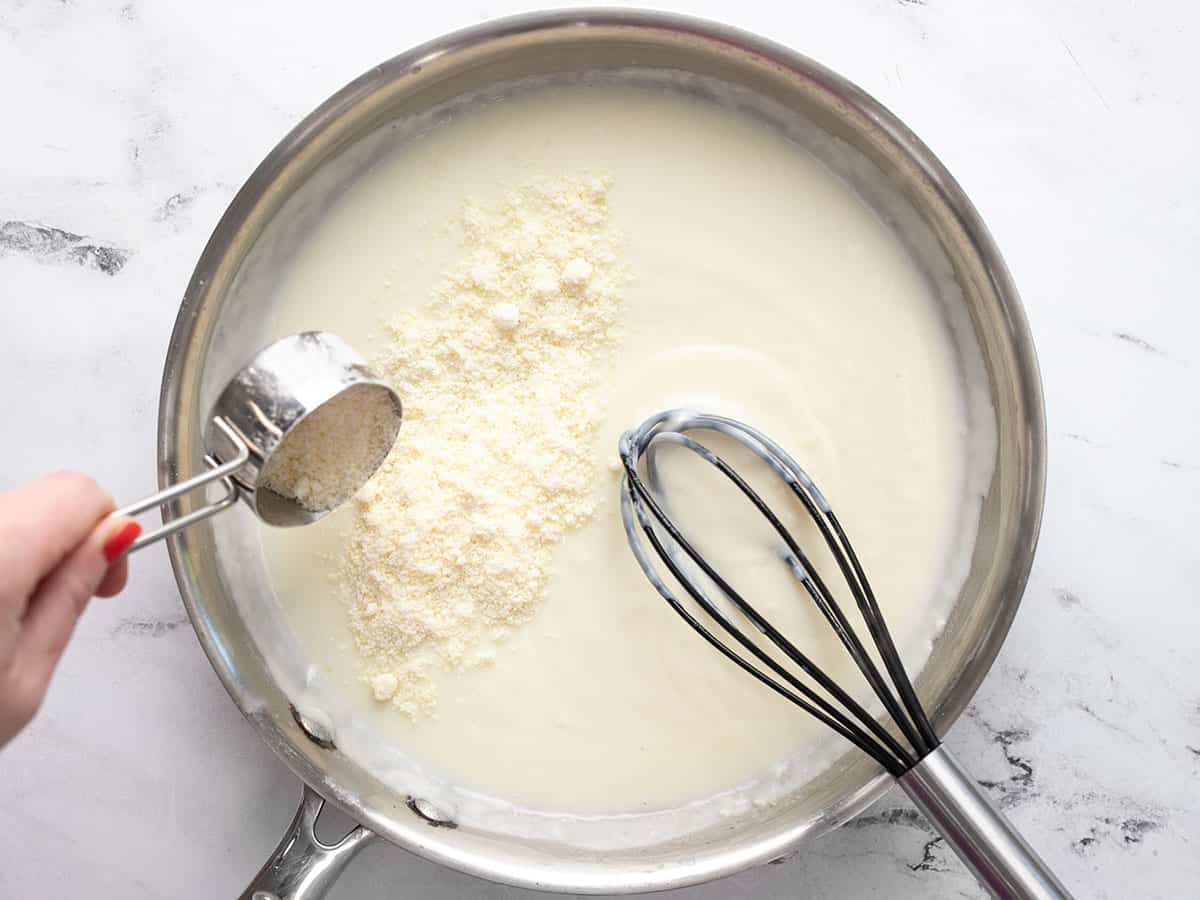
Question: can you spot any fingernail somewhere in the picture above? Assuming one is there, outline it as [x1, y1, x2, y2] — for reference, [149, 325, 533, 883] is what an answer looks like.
[103, 519, 142, 562]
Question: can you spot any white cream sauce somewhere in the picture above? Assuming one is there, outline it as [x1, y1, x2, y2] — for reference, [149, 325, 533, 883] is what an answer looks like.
[255, 83, 992, 824]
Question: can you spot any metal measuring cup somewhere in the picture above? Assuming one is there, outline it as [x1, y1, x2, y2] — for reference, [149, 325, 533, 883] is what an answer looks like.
[116, 331, 402, 553]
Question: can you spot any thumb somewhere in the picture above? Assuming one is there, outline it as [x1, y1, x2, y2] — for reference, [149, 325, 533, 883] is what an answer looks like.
[17, 516, 141, 683]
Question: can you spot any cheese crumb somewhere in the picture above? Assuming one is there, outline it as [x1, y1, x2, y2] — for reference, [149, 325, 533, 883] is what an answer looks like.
[341, 175, 625, 718]
[561, 257, 593, 287]
[370, 672, 398, 701]
[490, 301, 520, 330]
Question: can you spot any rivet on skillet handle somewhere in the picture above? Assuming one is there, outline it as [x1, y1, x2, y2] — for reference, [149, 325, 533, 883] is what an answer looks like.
[240, 786, 376, 900]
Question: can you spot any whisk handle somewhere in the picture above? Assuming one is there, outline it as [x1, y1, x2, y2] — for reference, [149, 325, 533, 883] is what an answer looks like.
[899, 744, 1073, 900]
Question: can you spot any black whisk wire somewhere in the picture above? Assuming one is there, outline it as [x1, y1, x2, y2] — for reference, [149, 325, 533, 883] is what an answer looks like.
[626, 464, 916, 776]
[647, 431, 931, 758]
[823, 511, 940, 754]
[618, 410, 941, 777]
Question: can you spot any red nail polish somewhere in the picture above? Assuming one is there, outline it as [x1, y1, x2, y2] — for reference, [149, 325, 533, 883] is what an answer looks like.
[103, 521, 142, 562]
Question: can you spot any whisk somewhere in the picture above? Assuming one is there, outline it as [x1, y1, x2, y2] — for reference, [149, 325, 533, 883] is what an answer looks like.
[618, 410, 1071, 900]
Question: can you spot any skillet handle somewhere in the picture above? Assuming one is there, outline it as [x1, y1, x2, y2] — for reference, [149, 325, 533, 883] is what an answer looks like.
[240, 785, 376, 900]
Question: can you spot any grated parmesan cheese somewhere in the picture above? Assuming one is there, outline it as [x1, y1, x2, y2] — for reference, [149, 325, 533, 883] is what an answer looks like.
[340, 175, 626, 717]
[259, 384, 398, 513]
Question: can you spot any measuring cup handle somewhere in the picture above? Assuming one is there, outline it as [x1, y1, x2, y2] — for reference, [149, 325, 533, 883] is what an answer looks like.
[113, 418, 250, 553]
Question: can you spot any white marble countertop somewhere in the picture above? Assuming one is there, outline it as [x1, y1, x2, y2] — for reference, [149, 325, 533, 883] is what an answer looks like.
[1, 1, 1196, 897]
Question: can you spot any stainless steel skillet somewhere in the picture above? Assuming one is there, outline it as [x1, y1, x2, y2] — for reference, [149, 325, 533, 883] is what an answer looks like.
[157, 10, 1046, 898]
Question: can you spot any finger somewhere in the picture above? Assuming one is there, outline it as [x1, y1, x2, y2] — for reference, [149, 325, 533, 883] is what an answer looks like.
[17, 516, 140, 676]
[0, 472, 115, 603]
[95, 556, 129, 599]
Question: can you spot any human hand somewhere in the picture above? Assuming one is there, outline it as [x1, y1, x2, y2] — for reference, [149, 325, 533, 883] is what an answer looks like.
[0, 472, 140, 748]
